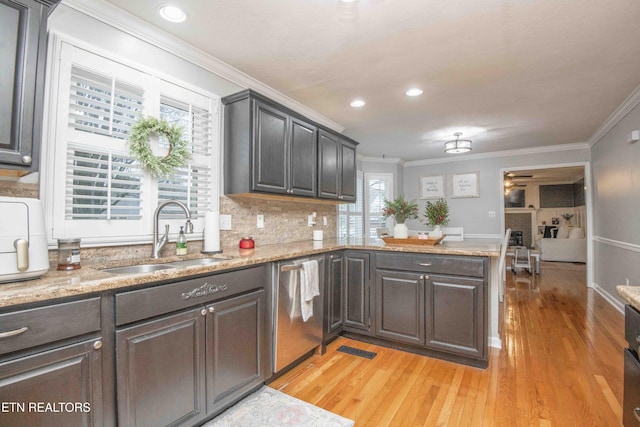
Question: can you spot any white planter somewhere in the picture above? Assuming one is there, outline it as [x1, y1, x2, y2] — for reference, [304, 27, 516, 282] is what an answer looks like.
[430, 224, 443, 238]
[393, 223, 409, 238]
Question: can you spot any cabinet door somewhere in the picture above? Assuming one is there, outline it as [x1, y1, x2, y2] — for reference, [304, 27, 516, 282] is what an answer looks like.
[252, 101, 289, 194]
[289, 116, 317, 196]
[425, 274, 486, 358]
[0, 0, 45, 172]
[339, 141, 357, 202]
[325, 254, 344, 337]
[317, 130, 339, 199]
[0, 339, 103, 427]
[206, 290, 266, 414]
[375, 270, 425, 346]
[116, 309, 206, 427]
[344, 252, 370, 332]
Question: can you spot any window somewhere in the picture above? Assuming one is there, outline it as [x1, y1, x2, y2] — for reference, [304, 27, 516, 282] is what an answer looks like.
[364, 173, 394, 239]
[338, 171, 363, 239]
[45, 43, 219, 244]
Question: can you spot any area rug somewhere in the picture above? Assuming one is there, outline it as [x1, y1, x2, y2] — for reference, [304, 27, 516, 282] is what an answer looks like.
[202, 386, 354, 427]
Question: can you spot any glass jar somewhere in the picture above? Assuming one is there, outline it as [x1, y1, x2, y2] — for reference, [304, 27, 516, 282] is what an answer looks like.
[57, 238, 81, 270]
[239, 237, 255, 249]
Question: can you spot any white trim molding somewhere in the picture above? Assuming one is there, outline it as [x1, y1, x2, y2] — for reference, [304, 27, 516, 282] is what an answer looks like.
[593, 236, 640, 253]
[588, 83, 640, 147]
[61, 0, 345, 133]
[358, 154, 405, 165]
[592, 282, 625, 314]
[403, 143, 590, 167]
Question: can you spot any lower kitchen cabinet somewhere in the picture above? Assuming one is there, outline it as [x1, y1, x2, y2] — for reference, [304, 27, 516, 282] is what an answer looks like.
[425, 274, 486, 359]
[324, 252, 344, 341]
[206, 290, 267, 414]
[343, 251, 370, 333]
[116, 289, 267, 427]
[0, 339, 103, 427]
[374, 270, 425, 346]
[116, 309, 206, 427]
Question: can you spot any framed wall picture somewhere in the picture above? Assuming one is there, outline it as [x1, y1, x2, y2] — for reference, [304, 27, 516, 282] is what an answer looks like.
[419, 175, 445, 199]
[451, 172, 479, 198]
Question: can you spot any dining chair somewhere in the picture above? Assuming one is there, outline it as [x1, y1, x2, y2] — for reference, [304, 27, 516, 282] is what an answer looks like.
[497, 228, 511, 303]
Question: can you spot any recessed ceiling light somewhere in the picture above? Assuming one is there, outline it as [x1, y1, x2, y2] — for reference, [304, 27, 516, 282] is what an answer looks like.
[350, 99, 365, 108]
[159, 5, 187, 23]
[340, 0, 357, 3]
[406, 88, 423, 97]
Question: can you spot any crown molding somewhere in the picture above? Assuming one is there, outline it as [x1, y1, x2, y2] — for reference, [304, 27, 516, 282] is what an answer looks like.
[60, 0, 345, 133]
[358, 154, 404, 165]
[588, 84, 640, 147]
[403, 142, 590, 168]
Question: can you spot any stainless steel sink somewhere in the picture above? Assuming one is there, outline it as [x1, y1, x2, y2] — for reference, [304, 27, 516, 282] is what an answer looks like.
[102, 264, 175, 275]
[168, 258, 226, 267]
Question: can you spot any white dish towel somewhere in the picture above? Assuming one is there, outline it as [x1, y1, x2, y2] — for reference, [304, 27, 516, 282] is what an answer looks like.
[300, 260, 320, 322]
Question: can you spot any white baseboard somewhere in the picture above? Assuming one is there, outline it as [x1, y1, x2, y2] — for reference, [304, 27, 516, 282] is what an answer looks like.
[489, 336, 502, 349]
[592, 281, 625, 314]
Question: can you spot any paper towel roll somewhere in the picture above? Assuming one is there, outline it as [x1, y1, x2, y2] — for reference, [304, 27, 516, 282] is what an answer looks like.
[203, 211, 221, 253]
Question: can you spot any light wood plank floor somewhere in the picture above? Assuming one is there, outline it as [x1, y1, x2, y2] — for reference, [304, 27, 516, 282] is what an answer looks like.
[269, 264, 626, 426]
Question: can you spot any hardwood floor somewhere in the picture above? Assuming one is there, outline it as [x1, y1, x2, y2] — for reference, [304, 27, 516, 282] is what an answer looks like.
[269, 265, 626, 426]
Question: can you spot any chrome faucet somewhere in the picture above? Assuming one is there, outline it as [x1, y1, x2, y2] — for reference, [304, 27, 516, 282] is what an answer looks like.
[152, 200, 193, 258]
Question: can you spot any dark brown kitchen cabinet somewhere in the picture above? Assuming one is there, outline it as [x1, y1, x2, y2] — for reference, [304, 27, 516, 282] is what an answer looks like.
[343, 251, 370, 333]
[223, 90, 317, 198]
[317, 129, 357, 202]
[0, 297, 104, 427]
[116, 309, 206, 427]
[206, 290, 267, 414]
[374, 269, 425, 346]
[0, 0, 59, 175]
[425, 274, 486, 359]
[623, 304, 640, 427]
[115, 266, 269, 426]
[324, 252, 344, 342]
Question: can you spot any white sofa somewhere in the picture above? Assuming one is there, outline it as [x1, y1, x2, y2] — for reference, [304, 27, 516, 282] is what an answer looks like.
[535, 226, 587, 263]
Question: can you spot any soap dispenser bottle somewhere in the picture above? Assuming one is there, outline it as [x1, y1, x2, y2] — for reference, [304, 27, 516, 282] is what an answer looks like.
[176, 226, 187, 256]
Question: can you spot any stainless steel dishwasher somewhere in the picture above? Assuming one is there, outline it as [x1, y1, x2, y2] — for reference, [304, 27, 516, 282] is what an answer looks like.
[273, 256, 324, 373]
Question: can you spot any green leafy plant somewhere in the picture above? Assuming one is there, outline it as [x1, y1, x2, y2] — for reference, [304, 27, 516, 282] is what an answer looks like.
[424, 198, 450, 226]
[382, 194, 419, 224]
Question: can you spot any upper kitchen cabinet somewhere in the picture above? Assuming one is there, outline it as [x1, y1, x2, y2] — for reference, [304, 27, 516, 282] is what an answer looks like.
[223, 90, 318, 198]
[317, 129, 357, 202]
[0, 0, 60, 176]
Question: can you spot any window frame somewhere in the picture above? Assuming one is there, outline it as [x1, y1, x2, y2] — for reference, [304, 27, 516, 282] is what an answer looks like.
[41, 39, 221, 246]
[363, 172, 394, 239]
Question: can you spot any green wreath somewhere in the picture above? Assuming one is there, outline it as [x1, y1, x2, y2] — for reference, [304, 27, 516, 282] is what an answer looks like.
[128, 117, 190, 177]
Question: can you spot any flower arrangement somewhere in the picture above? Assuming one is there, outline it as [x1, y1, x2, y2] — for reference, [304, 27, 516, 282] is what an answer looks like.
[382, 194, 419, 224]
[424, 198, 450, 227]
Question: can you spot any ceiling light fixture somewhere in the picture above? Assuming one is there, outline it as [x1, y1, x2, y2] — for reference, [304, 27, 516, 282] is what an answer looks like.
[406, 88, 423, 97]
[350, 99, 365, 107]
[444, 132, 472, 154]
[159, 5, 187, 23]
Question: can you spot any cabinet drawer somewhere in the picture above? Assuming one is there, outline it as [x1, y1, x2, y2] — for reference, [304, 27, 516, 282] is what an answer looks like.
[375, 252, 485, 278]
[115, 265, 267, 326]
[0, 298, 101, 356]
[626, 305, 640, 352]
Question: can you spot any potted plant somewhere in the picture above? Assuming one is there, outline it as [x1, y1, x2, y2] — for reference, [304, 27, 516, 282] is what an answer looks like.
[382, 194, 418, 238]
[423, 198, 449, 237]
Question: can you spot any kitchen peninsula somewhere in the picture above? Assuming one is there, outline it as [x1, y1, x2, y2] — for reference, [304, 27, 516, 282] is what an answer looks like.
[0, 238, 500, 426]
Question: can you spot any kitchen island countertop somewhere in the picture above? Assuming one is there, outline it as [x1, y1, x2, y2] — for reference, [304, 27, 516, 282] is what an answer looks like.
[0, 238, 500, 309]
[617, 285, 640, 312]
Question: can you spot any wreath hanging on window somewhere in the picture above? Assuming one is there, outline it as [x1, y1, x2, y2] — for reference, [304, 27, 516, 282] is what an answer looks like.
[128, 117, 190, 177]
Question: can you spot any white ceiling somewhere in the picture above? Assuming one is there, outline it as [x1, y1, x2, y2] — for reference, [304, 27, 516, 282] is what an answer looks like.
[102, 0, 640, 161]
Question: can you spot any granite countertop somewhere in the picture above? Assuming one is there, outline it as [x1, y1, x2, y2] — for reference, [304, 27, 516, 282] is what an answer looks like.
[0, 238, 500, 309]
[617, 285, 640, 312]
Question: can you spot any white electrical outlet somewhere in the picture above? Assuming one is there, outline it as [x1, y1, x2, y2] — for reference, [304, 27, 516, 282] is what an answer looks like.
[626, 278, 631, 286]
[219, 214, 232, 230]
[257, 214, 264, 229]
[488, 211, 496, 218]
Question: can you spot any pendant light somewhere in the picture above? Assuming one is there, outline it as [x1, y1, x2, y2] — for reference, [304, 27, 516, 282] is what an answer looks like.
[444, 132, 472, 154]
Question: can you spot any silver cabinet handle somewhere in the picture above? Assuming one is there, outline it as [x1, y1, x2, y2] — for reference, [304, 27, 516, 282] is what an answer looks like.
[208, 307, 215, 313]
[22, 155, 32, 164]
[14, 239, 29, 272]
[424, 275, 430, 280]
[0, 326, 29, 338]
[200, 308, 207, 316]
[634, 407, 640, 422]
[418, 263, 432, 267]
[419, 275, 424, 280]
[93, 340, 102, 350]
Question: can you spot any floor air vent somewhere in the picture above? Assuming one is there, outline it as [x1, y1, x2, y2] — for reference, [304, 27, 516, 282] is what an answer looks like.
[337, 345, 377, 359]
